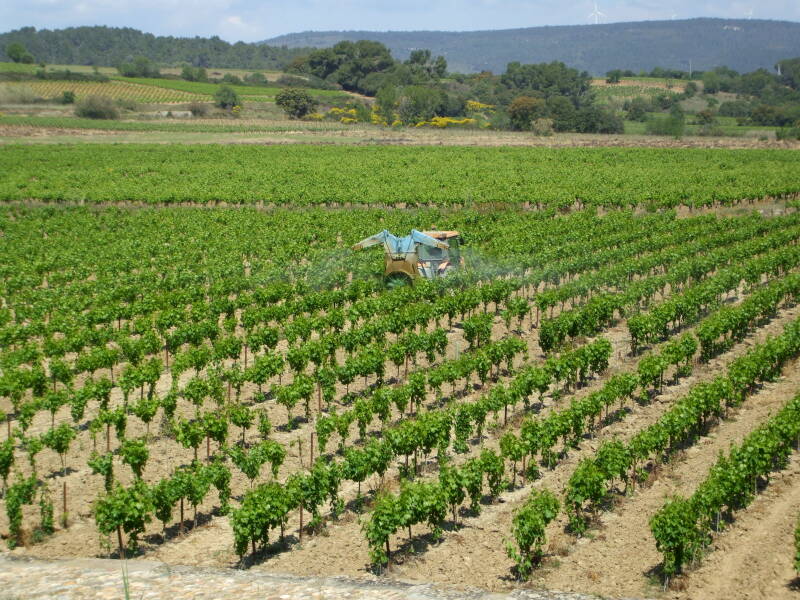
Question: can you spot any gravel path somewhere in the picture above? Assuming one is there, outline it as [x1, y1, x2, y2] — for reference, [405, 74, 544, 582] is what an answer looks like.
[0, 554, 635, 600]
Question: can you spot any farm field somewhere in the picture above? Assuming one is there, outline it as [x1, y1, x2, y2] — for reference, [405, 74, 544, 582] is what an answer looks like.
[0, 115, 354, 134]
[1, 144, 799, 208]
[2, 204, 800, 600]
[112, 77, 345, 101]
[2, 122, 793, 149]
[0, 80, 204, 103]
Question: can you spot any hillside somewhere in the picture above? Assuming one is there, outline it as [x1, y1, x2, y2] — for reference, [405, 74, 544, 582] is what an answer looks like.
[0, 26, 311, 70]
[263, 18, 800, 75]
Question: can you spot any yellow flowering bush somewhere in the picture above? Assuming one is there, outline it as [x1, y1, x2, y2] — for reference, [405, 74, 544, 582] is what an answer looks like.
[340, 117, 358, 124]
[466, 100, 495, 112]
[329, 107, 357, 116]
[415, 116, 477, 128]
[305, 112, 325, 121]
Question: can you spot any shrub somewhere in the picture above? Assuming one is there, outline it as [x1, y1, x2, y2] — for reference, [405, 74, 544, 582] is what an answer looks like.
[695, 109, 717, 125]
[181, 66, 208, 82]
[188, 101, 209, 117]
[74, 95, 119, 120]
[275, 88, 317, 119]
[0, 84, 42, 104]
[277, 74, 338, 91]
[6, 42, 31, 64]
[244, 72, 267, 85]
[61, 91, 75, 104]
[575, 106, 624, 134]
[508, 96, 546, 131]
[277, 74, 310, 88]
[118, 57, 160, 78]
[646, 106, 685, 138]
[776, 127, 800, 141]
[214, 85, 240, 109]
[37, 69, 108, 82]
[222, 73, 243, 85]
[696, 124, 726, 137]
[531, 118, 554, 136]
[625, 97, 650, 122]
[115, 98, 138, 112]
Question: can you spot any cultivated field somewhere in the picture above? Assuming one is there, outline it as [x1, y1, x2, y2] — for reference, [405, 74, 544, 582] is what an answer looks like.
[1, 145, 799, 208]
[2, 202, 800, 600]
[0, 80, 204, 103]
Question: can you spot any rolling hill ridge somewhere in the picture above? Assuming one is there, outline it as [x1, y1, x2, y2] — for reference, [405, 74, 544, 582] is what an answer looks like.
[263, 18, 800, 75]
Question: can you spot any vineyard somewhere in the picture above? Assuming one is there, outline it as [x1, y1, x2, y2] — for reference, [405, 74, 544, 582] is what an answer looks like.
[0, 115, 353, 134]
[1, 203, 800, 598]
[0, 80, 203, 103]
[1, 145, 799, 207]
[111, 77, 346, 101]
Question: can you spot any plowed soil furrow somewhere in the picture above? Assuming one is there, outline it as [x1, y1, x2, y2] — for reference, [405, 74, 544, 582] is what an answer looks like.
[148, 304, 800, 584]
[533, 359, 800, 598]
[377, 304, 800, 592]
[677, 453, 800, 600]
[5, 264, 798, 592]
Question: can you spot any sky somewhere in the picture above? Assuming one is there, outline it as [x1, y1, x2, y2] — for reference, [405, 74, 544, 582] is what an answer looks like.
[2, 0, 800, 43]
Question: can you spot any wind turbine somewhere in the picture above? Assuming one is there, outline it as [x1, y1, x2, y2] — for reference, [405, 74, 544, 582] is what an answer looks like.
[670, 11, 677, 20]
[589, 1, 606, 24]
[744, 8, 753, 19]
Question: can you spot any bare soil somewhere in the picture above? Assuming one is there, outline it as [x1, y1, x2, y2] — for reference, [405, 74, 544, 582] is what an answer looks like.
[2, 123, 799, 149]
[3, 271, 800, 600]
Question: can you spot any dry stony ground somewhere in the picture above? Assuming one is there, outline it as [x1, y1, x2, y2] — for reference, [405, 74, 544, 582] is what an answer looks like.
[2, 122, 800, 149]
[2, 268, 800, 599]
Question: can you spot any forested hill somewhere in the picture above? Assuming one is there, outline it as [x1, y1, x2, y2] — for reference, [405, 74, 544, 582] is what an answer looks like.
[264, 18, 800, 75]
[0, 26, 311, 70]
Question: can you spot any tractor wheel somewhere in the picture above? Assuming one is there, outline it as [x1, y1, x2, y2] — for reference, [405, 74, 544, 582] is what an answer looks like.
[385, 272, 413, 290]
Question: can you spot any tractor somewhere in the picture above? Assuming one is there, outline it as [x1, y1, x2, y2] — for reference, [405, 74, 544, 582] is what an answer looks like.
[352, 229, 464, 288]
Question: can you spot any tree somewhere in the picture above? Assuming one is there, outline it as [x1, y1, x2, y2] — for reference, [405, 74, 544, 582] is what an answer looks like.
[777, 58, 800, 91]
[117, 56, 159, 78]
[181, 65, 207, 82]
[696, 109, 717, 125]
[275, 88, 317, 119]
[375, 85, 398, 125]
[6, 42, 32, 63]
[625, 96, 649, 121]
[214, 85, 240, 109]
[508, 96, 546, 130]
[304, 40, 395, 94]
[702, 71, 721, 94]
[396, 85, 445, 124]
[502, 61, 592, 106]
[606, 69, 622, 84]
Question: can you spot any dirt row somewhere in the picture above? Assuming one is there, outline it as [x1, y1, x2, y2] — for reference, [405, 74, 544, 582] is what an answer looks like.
[225, 301, 800, 596]
[3, 267, 799, 598]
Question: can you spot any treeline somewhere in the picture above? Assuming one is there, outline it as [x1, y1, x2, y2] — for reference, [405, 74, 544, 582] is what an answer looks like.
[286, 42, 621, 133]
[701, 60, 800, 127]
[0, 26, 310, 70]
[617, 60, 800, 130]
